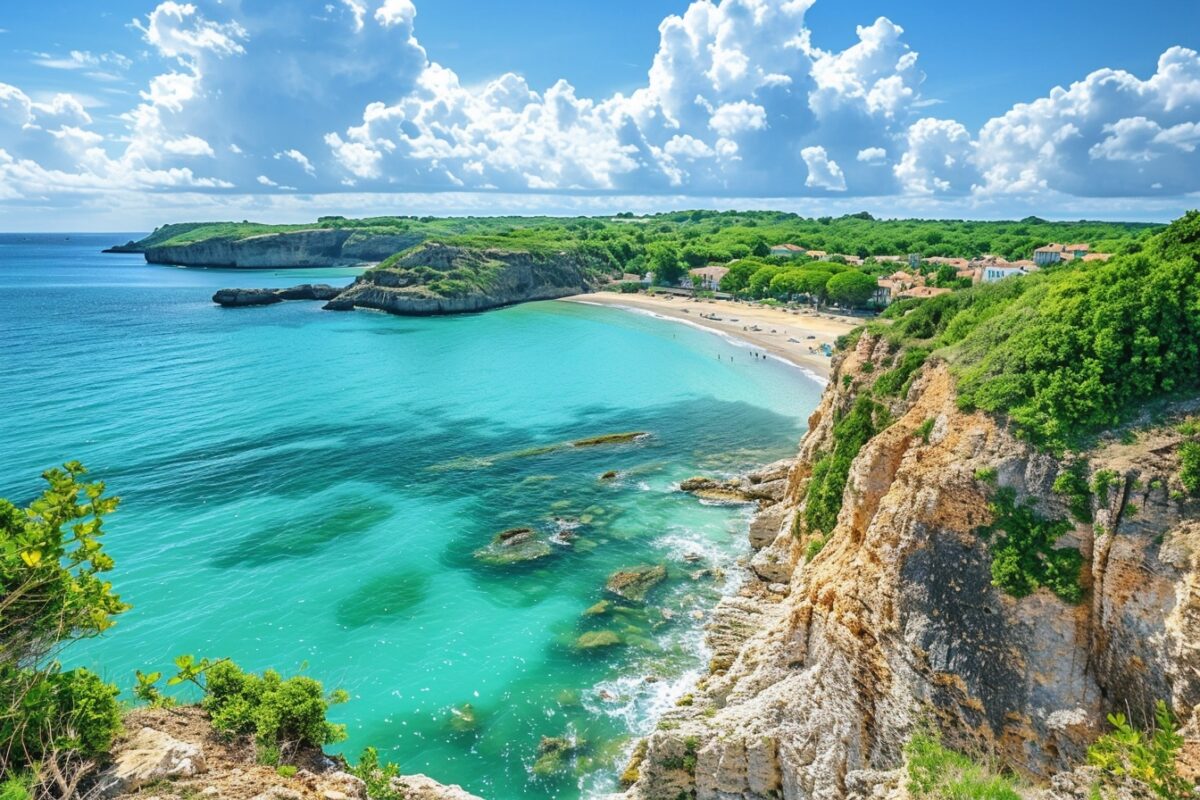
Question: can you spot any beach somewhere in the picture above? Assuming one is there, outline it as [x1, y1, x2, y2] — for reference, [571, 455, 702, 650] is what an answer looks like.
[563, 291, 863, 379]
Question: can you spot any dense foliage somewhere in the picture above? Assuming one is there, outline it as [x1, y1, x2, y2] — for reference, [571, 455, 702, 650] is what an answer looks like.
[977, 487, 1083, 603]
[0, 463, 126, 774]
[803, 396, 890, 534]
[871, 211, 1200, 448]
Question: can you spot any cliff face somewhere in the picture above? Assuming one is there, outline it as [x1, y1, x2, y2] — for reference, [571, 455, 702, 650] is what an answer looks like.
[325, 243, 600, 315]
[144, 230, 425, 268]
[622, 334, 1200, 800]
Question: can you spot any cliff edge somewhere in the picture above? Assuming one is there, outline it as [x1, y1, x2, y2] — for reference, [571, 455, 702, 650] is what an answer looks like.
[618, 333, 1200, 800]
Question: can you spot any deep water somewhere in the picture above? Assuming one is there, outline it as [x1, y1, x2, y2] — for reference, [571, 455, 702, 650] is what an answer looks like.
[0, 233, 824, 799]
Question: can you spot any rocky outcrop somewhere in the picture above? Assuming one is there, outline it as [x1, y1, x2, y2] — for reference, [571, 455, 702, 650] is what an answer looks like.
[145, 230, 425, 268]
[326, 243, 600, 316]
[95, 707, 476, 800]
[618, 333, 1200, 800]
[212, 284, 342, 307]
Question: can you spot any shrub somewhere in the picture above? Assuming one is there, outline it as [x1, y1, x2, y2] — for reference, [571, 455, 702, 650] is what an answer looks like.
[349, 747, 403, 800]
[1088, 701, 1190, 800]
[979, 488, 1083, 603]
[201, 660, 348, 750]
[1092, 470, 1120, 505]
[973, 467, 998, 484]
[904, 732, 1021, 800]
[1052, 461, 1094, 523]
[0, 463, 126, 772]
[1178, 442, 1200, 494]
[805, 536, 826, 562]
[804, 396, 889, 534]
[916, 418, 935, 443]
[873, 348, 929, 398]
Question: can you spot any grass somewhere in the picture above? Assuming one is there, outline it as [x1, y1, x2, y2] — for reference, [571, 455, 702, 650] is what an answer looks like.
[904, 733, 1023, 800]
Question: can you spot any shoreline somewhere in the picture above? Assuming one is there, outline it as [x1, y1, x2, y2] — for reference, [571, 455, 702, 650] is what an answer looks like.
[561, 292, 861, 381]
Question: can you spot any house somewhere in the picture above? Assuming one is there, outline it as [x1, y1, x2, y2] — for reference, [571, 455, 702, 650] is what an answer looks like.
[896, 286, 952, 300]
[980, 264, 1037, 283]
[956, 268, 981, 284]
[688, 265, 730, 290]
[1034, 243, 1091, 266]
[927, 257, 970, 269]
[1082, 252, 1113, 262]
[874, 271, 925, 305]
[907, 253, 922, 269]
[805, 250, 828, 259]
[770, 243, 805, 257]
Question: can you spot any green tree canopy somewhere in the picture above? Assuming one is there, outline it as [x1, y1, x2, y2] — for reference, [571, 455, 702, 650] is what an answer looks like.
[826, 270, 878, 308]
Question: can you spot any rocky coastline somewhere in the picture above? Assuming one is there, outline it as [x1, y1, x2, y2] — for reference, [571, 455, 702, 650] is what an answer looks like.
[213, 243, 603, 317]
[612, 332, 1200, 800]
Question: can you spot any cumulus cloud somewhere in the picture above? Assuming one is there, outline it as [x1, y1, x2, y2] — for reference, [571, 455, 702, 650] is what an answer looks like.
[0, 0, 1196, 215]
[801, 145, 846, 191]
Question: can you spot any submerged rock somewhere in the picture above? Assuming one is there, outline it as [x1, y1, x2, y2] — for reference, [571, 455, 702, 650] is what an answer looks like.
[605, 565, 668, 603]
[446, 703, 479, 734]
[574, 630, 622, 650]
[531, 736, 585, 776]
[572, 432, 649, 447]
[473, 527, 553, 565]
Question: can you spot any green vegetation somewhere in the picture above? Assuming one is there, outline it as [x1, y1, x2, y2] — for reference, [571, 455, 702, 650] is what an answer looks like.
[349, 746, 404, 800]
[1088, 701, 1190, 800]
[978, 487, 1083, 603]
[916, 418, 935, 443]
[1092, 470, 1120, 505]
[1052, 461, 1094, 523]
[1178, 442, 1200, 494]
[904, 732, 1022, 800]
[873, 349, 929, 398]
[0, 462, 126, 775]
[865, 212, 1200, 449]
[804, 396, 890, 534]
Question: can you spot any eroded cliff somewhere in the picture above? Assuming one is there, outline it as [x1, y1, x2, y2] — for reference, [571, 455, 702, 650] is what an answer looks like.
[620, 333, 1200, 800]
[145, 229, 425, 268]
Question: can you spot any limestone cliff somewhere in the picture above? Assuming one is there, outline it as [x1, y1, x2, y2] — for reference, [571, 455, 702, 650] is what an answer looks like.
[323, 243, 602, 315]
[620, 333, 1200, 800]
[144, 230, 425, 268]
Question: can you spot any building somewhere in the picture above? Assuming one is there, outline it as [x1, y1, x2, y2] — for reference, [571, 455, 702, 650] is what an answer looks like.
[687, 265, 730, 290]
[926, 257, 970, 269]
[896, 286, 952, 300]
[1034, 243, 1092, 266]
[806, 249, 828, 259]
[770, 243, 805, 257]
[981, 264, 1036, 283]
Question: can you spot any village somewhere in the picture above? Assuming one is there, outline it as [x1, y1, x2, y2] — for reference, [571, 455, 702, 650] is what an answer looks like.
[625, 240, 1116, 308]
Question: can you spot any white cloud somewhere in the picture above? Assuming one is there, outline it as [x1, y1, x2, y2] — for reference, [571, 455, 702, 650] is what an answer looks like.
[971, 46, 1200, 196]
[801, 145, 846, 191]
[276, 148, 316, 175]
[857, 146, 887, 163]
[894, 117, 975, 194]
[0, 0, 1195, 218]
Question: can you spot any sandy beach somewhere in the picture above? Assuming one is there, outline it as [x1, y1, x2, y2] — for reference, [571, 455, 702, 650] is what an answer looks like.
[563, 291, 862, 380]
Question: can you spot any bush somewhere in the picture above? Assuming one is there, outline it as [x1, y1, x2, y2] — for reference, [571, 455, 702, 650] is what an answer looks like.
[905, 732, 1022, 800]
[349, 747, 403, 800]
[200, 660, 348, 750]
[979, 488, 1083, 603]
[804, 396, 889, 534]
[0, 463, 126, 772]
[1178, 442, 1200, 494]
[1088, 701, 1190, 800]
[1052, 461, 1094, 523]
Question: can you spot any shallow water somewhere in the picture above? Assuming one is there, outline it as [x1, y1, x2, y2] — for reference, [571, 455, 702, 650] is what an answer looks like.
[0, 234, 823, 799]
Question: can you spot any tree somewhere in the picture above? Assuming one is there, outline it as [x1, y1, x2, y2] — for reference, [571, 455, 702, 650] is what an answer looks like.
[751, 238, 771, 258]
[826, 270, 878, 308]
[646, 243, 684, 285]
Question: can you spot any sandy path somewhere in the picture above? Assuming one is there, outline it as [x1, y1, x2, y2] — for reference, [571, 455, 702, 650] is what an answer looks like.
[561, 292, 862, 380]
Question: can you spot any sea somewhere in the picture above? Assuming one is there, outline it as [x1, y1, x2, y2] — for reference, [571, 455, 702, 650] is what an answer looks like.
[0, 233, 824, 799]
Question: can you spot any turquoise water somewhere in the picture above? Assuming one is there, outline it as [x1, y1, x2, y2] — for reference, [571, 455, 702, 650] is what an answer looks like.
[0, 234, 822, 798]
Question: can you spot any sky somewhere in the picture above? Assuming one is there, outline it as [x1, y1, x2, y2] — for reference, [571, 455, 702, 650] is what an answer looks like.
[0, 0, 1198, 230]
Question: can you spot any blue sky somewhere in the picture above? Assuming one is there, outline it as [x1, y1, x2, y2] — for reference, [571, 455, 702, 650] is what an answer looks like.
[0, 0, 1197, 229]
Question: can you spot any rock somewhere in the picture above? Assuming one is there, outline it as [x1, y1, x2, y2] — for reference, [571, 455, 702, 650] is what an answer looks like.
[201, 788, 220, 797]
[473, 527, 553, 565]
[212, 288, 283, 307]
[249, 787, 302, 800]
[213, 284, 342, 307]
[746, 458, 793, 485]
[575, 630, 622, 650]
[572, 432, 648, 447]
[680, 477, 722, 492]
[679, 476, 756, 504]
[446, 703, 479, 734]
[532, 736, 584, 776]
[388, 774, 483, 800]
[600, 470, 620, 480]
[584, 600, 612, 616]
[96, 727, 207, 798]
[605, 564, 668, 602]
[323, 791, 348, 800]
